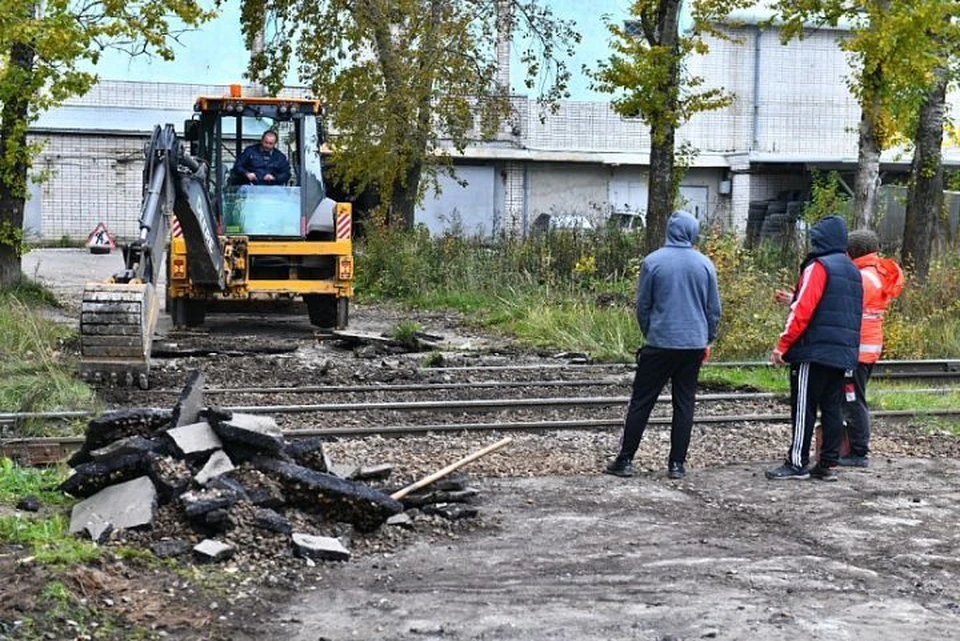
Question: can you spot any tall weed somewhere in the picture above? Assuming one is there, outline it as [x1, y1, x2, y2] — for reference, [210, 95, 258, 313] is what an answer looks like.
[0, 283, 97, 433]
[355, 223, 960, 361]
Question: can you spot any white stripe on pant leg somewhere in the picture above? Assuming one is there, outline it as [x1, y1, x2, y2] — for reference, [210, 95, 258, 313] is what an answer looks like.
[790, 362, 809, 468]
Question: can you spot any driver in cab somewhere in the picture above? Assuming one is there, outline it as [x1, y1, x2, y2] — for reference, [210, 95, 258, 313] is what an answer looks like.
[232, 130, 291, 185]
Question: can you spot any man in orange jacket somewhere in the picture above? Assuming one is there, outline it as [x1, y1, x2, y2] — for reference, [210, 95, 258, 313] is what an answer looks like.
[841, 229, 904, 467]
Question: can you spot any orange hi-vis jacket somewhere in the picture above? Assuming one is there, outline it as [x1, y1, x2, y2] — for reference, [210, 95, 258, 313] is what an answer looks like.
[854, 252, 904, 364]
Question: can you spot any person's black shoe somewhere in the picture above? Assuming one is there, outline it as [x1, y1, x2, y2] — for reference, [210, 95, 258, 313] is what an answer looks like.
[765, 463, 810, 480]
[838, 455, 869, 468]
[667, 461, 686, 480]
[809, 462, 838, 482]
[605, 456, 634, 477]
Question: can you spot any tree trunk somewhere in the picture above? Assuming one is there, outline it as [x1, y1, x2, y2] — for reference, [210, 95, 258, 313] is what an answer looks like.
[642, 0, 682, 255]
[0, 41, 35, 287]
[646, 123, 676, 254]
[903, 67, 948, 283]
[394, 159, 423, 230]
[853, 99, 882, 229]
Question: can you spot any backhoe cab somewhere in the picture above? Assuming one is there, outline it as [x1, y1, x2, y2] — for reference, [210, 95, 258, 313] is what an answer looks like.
[168, 91, 354, 330]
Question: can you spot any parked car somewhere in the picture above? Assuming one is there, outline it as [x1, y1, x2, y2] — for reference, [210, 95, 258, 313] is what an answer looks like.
[532, 213, 595, 235]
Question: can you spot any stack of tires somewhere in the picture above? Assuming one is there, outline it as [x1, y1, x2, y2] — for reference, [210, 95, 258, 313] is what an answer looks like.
[746, 200, 770, 248]
[759, 199, 790, 240]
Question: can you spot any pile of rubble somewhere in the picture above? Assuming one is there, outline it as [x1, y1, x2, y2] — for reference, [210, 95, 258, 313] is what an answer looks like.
[63, 372, 481, 564]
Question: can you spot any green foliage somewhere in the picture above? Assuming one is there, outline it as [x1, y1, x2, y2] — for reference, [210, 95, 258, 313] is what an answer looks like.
[882, 258, 960, 358]
[0, 284, 99, 434]
[356, 220, 960, 362]
[0, 457, 68, 505]
[589, 0, 751, 133]
[0, 513, 99, 565]
[244, 0, 580, 226]
[0, 220, 25, 256]
[803, 170, 852, 225]
[390, 319, 424, 348]
[588, 0, 751, 252]
[0, 0, 216, 284]
[699, 232, 789, 359]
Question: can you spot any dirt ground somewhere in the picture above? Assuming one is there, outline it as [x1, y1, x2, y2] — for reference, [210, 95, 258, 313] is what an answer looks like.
[14, 249, 960, 641]
[257, 462, 960, 641]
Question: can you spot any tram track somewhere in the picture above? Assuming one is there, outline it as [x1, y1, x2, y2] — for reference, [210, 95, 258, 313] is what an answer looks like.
[2, 359, 958, 467]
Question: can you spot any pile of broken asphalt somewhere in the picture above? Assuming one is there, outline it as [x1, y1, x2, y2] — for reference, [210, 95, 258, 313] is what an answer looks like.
[59, 370, 484, 567]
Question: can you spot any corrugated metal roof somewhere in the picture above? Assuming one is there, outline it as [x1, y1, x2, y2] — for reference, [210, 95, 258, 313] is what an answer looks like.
[32, 105, 194, 135]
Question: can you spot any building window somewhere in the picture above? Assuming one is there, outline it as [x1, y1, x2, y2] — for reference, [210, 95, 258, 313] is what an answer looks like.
[624, 20, 643, 38]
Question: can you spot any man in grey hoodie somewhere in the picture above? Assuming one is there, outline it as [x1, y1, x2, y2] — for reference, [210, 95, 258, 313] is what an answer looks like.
[605, 210, 721, 479]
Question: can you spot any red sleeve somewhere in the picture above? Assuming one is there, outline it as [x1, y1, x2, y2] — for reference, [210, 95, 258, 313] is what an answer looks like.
[776, 261, 827, 354]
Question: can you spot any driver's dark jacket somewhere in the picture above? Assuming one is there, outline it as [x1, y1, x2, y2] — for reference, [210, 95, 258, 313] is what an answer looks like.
[233, 144, 291, 184]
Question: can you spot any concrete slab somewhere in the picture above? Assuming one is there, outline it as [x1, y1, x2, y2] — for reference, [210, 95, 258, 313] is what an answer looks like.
[166, 421, 222, 456]
[291, 533, 350, 562]
[195, 450, 235, 486]
[69, 476, 158, 542]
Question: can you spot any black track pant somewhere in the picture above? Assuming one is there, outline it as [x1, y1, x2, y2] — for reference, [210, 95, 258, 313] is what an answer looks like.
[617, 346, 704, 464]
[843, 362, 874, 457]
[786, 361, 846, 468]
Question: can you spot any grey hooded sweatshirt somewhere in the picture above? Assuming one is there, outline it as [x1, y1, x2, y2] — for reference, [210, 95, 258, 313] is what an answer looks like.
[635, 211, 721, 349]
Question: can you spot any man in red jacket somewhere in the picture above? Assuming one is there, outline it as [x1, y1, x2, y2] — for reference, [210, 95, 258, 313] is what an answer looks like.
[840, 229, 904, 468]
[767, 215, 862, 481]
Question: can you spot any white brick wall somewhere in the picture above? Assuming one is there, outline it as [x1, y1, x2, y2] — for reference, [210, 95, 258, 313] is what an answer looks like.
[32, 134, 145, 241]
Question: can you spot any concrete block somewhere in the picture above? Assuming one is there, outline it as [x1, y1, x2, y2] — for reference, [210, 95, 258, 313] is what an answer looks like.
[291, 532, 350, 562]
[385, 512, 414, 529]
[60, 452, 158, 498]
[69, 476, 158, 542]
[213, 413, 285, 455]
[69, 408, 172, 465]
[284, 437, 332, 473]
[89, 436, 164, 461]
[254, 508, 292, 534]
[195, 450, 235, 486]
[151, 539, 191, 559]
[353, 463, 394, 481]
[193, 539, 235, 563]
[256, 459, 402, 532]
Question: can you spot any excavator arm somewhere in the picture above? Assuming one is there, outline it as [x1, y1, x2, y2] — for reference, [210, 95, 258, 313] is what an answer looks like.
[79, 124, 223, 388]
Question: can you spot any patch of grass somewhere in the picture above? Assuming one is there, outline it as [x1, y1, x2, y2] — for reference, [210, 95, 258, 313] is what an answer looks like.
[699, 365, 790, 393]
[389, 319, 423, 348]
[0, 282, 99, 435]
[508, 300, 640, 362]
[0, 458, 69, 505]
[0, 513, 100, 565]
[421, 351, 445, 368]
[869, 387, 960, 412]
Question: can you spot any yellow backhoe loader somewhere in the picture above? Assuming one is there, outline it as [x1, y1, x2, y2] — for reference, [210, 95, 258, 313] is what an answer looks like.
[80, 87, 354, 388]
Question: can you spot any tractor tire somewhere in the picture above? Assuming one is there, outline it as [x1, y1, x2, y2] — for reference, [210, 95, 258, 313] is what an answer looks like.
[305, 295, 349, 330]
[170, 297, 206, 328]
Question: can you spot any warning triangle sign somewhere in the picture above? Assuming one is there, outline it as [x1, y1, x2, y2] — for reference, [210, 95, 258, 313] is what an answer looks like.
[86, 222, 116, 254]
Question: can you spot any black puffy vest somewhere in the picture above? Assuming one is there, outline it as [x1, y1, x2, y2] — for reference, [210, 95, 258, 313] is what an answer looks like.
[784, 252, 862, 370]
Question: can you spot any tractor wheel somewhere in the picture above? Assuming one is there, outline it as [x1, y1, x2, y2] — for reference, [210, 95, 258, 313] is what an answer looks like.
[305, 295, 348, 330]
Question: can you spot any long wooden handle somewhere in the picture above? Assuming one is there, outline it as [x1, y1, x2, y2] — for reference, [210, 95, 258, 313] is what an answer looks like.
[389, 437, 513, 501]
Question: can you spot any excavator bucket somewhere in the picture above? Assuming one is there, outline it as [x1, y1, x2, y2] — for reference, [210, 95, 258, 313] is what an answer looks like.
[79, 282, 159, 389]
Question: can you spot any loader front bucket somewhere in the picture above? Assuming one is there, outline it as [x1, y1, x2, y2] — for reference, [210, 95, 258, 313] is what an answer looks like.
[79, 282, 159, 389]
